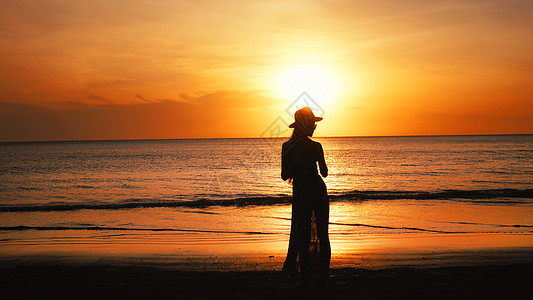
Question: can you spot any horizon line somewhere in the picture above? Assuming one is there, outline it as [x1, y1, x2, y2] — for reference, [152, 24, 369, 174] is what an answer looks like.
[1, 133, 531, 144]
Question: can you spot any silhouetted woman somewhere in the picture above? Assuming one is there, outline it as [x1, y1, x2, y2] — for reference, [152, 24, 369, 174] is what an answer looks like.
[281, 107, 330, 285]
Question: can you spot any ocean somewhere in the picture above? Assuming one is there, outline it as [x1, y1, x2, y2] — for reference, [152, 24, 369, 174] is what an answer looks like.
[0, 135, 532, 266]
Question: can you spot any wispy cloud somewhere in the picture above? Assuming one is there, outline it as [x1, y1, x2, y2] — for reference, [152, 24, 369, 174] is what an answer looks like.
[0, 90, 282, 141]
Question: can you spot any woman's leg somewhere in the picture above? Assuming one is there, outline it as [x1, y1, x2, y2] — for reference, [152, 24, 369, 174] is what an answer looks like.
[297, 206, 312, 280]
[282, 208, 298, 276]
[315, 198, 331, 277]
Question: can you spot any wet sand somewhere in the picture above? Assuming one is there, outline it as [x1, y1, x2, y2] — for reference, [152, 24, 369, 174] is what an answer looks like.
[1, 232, 533, 299]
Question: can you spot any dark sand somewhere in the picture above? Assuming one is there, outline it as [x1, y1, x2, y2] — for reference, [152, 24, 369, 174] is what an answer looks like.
[2, 233, 533, 299]
[1, 259, 532, 299]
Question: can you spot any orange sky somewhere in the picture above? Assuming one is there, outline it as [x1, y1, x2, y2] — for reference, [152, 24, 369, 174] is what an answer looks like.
[1, 0, 532, 141]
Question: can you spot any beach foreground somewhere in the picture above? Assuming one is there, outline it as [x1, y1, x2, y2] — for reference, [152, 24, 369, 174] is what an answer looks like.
[1, 241, 532, 300]
[1, 260, 531, 299]
[1, 230, 533, 299]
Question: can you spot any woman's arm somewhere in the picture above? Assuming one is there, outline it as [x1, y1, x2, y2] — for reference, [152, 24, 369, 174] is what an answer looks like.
[281, 143, 292, 181]
[318, 143, 328, 178]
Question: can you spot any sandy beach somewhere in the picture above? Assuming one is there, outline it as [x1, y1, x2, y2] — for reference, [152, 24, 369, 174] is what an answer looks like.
[1, 254, 531, 299]
[1, 231, 532, 299]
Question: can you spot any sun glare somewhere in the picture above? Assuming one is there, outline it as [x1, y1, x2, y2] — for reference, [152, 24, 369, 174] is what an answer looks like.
[274, 64, 340, 107]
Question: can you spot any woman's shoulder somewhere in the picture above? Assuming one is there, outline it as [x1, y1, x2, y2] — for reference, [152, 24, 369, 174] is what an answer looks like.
[283, 137, 322, 149]
[282, 139, 298, 152]
[309, 138, 323, 148]
[282, 139, 295, 148]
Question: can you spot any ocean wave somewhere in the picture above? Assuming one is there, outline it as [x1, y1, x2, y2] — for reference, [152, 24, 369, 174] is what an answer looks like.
[0, 225, 273, 235]
[0, 224, 531, 236]
[335, 189, 533, 201]
[0, 188, 531, 213]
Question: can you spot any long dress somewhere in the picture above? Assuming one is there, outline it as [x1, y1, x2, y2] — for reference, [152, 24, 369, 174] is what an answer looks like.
[281, 135, 330, 279]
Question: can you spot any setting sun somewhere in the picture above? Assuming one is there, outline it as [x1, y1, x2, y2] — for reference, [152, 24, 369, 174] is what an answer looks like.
[273, 64, 342, 107]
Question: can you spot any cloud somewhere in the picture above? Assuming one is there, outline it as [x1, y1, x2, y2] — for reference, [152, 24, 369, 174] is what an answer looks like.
[0, 90, 284, 141]
[180, 90, 282, 110]
[135, 94, 154, 103]
[87, 95, 107, 102]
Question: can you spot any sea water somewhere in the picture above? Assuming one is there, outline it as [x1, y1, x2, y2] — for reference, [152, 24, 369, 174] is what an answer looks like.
[0, 135, 532, 264]
[1, 135, 531, 205]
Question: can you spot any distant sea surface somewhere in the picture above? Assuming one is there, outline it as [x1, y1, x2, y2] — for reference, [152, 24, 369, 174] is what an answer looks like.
[0, 135, 532, 238]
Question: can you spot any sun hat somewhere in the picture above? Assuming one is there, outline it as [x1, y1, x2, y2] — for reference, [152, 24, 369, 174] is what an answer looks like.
[288, 107, 323, 128]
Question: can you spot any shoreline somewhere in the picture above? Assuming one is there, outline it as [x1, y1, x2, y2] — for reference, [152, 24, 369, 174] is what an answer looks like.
[2, 232, 533, 270]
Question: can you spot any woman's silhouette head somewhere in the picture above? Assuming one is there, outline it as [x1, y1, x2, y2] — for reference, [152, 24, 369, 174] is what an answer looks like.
[289, 107, 322, 137]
